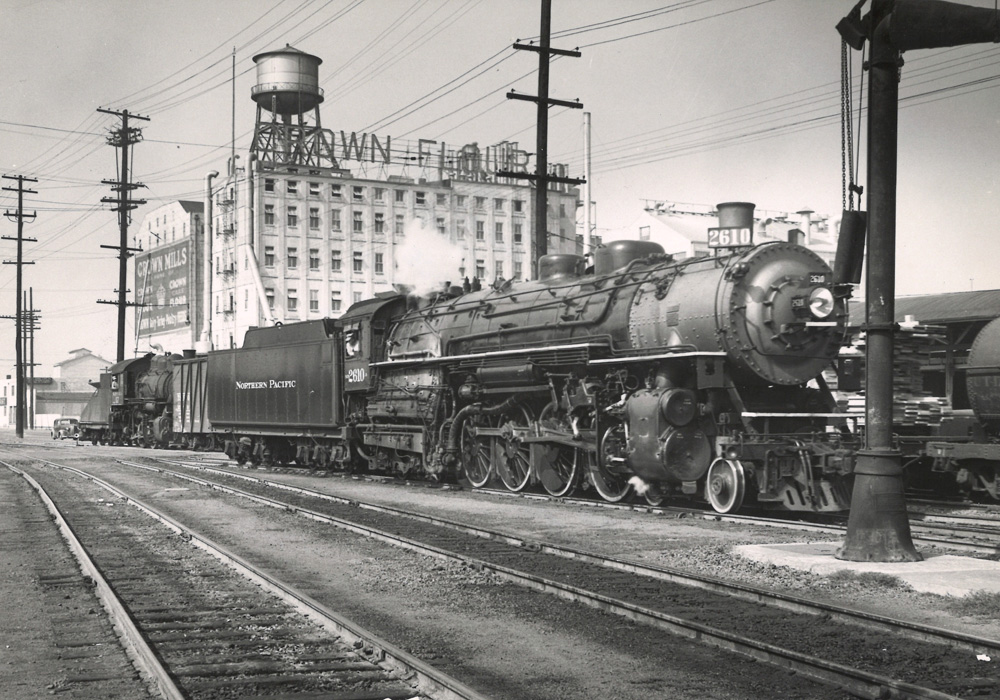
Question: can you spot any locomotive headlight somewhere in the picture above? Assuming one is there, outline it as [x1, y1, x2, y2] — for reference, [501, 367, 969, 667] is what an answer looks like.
[808, 287, 835, 319]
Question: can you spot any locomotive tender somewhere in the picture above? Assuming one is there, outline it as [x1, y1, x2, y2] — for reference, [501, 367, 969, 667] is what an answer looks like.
[80, 202, 857, 513]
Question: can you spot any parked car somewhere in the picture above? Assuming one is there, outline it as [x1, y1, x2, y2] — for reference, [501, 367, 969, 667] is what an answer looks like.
[51, 417, 80, 440]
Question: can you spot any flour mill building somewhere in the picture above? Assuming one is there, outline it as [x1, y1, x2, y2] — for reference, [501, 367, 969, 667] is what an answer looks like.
[136, 46, 580, 354]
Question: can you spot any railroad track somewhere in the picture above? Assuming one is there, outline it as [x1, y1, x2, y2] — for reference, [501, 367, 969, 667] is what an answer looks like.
[177, 453, 1000, 554]
[2, 457, 489, 700]
[61, 454, 1000, 699]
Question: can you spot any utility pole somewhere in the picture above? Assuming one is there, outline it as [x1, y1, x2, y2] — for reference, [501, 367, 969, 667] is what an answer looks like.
[499, 0, 584, 276]
[24, 288, 39, 430]
[2, 174, 37, 438]
[97, 108, 148, 362]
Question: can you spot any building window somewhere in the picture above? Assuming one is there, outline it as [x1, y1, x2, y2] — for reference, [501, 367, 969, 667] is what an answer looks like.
[474, 196, 486, 210]
[560, 203, 567, 217]
[494, 198, 505, 212]
[309, 248, 320, 271]
[495, 222, 504, 243]
[513, 199, 523, 213]
[375, 252, 384, 274]
[287, 206, 298, 227]
[456, 195, 467, 209]
[457, 219, 466, 239]
[436, 193, 448, 206]
[476, 259, 486, 279]
[265, 287, 275, 309]
[374, 187, 385, 202]
[415, 191, 426, 207]
[514, 261, 523, 280]
[331, 209, 341, 232]
[264, 204, 275, 226]
[395, 189, 406, 204]
[287, 180, 298, 195]
[309, 182, 320, 197]
[331, 291, 342, 313]
[287, 247, 298, 269]
[495, 260, 504, 279]
[331, 184, 342, 199]
[513, 222, 523, 244]
[264, 246, 275, 267]
[309, 207, 320, 230]
[331, 250, 342, 273]
[264, 179, 275, 193]
[353, 251, 363, 273]
[475, 220, 485, 241]
[309, 289, 319, 312]
[436, 217, 446, 235]
[352, 186, 364, 202]
[395, 214, 404, 235]
[375, 212, 385, 234]
[287, 289, 298, 312]
[353, 211, 363, 233]
[353, 291, 362, 304]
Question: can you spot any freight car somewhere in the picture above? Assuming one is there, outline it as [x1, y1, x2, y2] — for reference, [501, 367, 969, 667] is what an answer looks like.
[922, 316, 1000, 501]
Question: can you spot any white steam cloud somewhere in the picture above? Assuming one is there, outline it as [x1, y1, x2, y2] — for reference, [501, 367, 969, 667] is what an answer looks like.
[394, 219, 466, 297]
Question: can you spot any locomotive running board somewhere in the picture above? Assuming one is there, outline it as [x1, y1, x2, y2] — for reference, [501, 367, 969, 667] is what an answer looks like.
[588, 351, 727, 365]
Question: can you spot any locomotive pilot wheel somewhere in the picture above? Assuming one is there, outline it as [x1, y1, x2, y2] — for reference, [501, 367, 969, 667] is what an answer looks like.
[588, 422, 633, 502]
[706, 458, 746, 513]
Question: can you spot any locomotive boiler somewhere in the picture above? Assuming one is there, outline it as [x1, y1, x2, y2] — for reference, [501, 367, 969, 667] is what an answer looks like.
[366, 202, 855, 512]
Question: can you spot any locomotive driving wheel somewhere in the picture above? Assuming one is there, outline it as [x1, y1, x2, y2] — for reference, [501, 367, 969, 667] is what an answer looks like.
[706, 458, 746, 514]
[460, 415, 496, 488]
[495, 404, 533, 492]
[588, 422, 633, 502]
[537, 405, 580, 497]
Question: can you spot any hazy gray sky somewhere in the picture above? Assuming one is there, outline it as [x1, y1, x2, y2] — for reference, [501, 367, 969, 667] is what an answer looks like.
[1, 0, 998, 369]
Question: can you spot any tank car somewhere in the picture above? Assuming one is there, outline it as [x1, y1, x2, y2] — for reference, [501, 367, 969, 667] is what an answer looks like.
[363, 203, 855, 512]
[925, 315, 1000, 501]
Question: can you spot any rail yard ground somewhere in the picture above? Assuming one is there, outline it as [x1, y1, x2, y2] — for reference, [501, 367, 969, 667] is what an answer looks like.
[3, 430, 1000, 699]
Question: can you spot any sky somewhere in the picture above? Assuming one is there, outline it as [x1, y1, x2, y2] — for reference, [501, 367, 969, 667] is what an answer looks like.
[1, 0, 998, 372]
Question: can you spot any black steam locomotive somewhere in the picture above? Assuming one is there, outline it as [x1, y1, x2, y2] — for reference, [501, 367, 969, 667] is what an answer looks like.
[80, 202, 858, 514]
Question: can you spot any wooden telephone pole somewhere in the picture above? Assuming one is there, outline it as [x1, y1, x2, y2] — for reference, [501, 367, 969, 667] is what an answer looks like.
[2, 174, 37, 438]
[499, 0, 584, 275]
[97, 108, 148, 362]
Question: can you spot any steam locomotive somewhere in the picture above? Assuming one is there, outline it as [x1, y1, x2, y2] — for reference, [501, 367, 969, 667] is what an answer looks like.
[80, 201, 859, 513]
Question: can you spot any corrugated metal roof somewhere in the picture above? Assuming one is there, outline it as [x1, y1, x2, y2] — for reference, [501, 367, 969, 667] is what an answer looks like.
[848, 290, 1000, 326]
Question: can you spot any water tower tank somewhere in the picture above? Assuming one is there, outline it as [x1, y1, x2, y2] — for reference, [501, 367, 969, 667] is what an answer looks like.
[251, 45, 324, 116]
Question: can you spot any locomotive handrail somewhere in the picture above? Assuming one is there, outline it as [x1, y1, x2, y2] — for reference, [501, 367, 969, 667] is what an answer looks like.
[376, 341, 609, 367]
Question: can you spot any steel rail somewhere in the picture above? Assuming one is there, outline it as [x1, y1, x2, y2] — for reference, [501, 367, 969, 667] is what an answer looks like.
[95, 457, 982, 698]
[1, 461, 187, 700]
[145, 458, 1000, 657]
[25, 458, 493, 700]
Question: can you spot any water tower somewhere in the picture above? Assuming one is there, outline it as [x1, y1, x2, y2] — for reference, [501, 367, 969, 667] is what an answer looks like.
[250, 45, 337, 168]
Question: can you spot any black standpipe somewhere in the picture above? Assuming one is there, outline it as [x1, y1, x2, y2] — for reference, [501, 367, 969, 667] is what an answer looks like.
[836, 0, 999, 561]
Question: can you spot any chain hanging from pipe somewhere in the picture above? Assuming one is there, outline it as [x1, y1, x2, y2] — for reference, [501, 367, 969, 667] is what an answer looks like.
[841, 39, 865, 212]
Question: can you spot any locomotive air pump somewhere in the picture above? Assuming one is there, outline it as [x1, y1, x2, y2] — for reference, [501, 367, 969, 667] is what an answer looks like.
[835, 0, 999, 563]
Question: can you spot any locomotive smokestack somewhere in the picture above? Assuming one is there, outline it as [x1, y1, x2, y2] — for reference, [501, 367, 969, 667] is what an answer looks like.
[716, 202, 755, 229]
